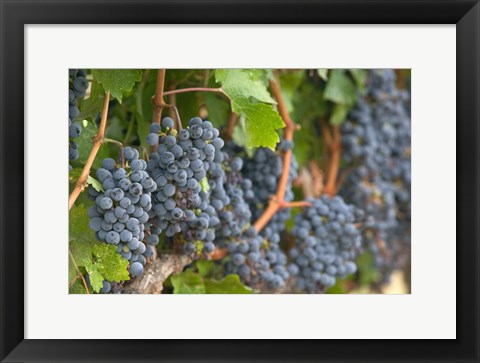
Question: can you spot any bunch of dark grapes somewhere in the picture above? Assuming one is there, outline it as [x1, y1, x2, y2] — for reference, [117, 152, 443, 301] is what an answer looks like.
[208, 144, 254, 247]
[340, 69, 411, 281]
[242, 140, 297, 244]
[145, 117, 224, 254]
[288, 196, 362, 292]
[87, 147, 157, 280]
[68, 69, 88, 168]
[220, 140, 298, 289]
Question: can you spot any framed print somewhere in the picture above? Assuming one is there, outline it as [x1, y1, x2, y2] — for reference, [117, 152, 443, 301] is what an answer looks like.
[1, 0, 478, 362]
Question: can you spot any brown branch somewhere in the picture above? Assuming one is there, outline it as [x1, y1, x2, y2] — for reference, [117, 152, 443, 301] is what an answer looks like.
[152, 69, 167, 124]
[69, 249, 89, 294]
[103, 138, 125, 168]
[68, 92, 111, 210]
[280, 200, 312, 209]
[253, 72, 309, 232]
[163, 87, 229, 100]
[209, 247, 228, 260]
[225, 112, 237, 141]
[122, 254, 191, 294]
[324, 125, 341, 197]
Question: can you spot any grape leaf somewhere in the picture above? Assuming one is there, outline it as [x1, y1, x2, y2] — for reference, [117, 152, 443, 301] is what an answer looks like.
[92, 244, 130, 282]
[92, 69, 143, 103]
[324, 69, 357, 106]
[175, 92, 202, 124]
[69, 204, 96, 249]
[330, 103, 348, 125]
[83, 258, 104, 293]
[69, 204, 96, 283]
[349, 69, 367, 91]
[279, 70, 305, 113]
[77, 80, 104, 122]
[214, 69, 284, 150]
[87, 175, 104, 192]
[70, 279, 90, 294]
[204, 274, 252, 294]
[171, 270, 206, 294]
[317, 68, 329, 81]
[215, 69, 276, 104]
[233, 99, 284, 150]
[71, 121, 110, 169]
[203, 92, 230, 127]
[196, 260, 214, 277]
[291, 82, 328, 124]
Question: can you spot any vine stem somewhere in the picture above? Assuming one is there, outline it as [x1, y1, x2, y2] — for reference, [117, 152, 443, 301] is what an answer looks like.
[68, 92, 111, 210]
[152, 69, 167, 124]
[103, 138, 125, 168]
[253, 72, 310, 232]
[69, 249, 89, 294]
[323, 124, 341, 197]
[225, 112, 237, 141]
[163, 87, 230, 100]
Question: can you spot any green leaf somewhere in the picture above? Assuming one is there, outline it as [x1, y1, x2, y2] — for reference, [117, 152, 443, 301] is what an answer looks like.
[292, 121, 322, 167]
[70, 279, 90, 294]
[78, 81, 104, 122]
[215, 69, 276, 104]
[200, 177, 210, 193]
[69, 204, 96, 281]
[232, 98, 284, 150]
[87, 175, 104, 192]
[349, 69, 367, 91]
[83, 258, 104, 293]
[324, 69, 357, 106]
[326, 279, 348, 294]
[196, 260, 214, 277]
[279, 70, 305, 113]
[330, 103, 349, 126]
[71, 121, 110, 169]
[291, 82, 328, 124]
[69, 167, 83, 193]
[204, 274, 252, 294]
[356, 252, 382, 286]
[92, 244, 130, 282]
[69, 204, 96, 247]
[214, 69, 284, 150]
[174, 92, 201, 125]
[92, 69, 143, 103]
[317, 68, 329, 81]
[203, 92, 230, 127]
[171, 270, 206, 294]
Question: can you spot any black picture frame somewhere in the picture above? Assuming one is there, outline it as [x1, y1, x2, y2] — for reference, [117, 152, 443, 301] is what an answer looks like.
[1, 0, 478, 362]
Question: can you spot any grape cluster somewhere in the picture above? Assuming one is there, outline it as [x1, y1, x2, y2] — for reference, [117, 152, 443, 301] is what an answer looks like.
[340, 69, 411, 281]
[288, 196, 362, 292]
[208, 144, 254, 247]
[87, 147, 157, 279]
[146, 117, 224, 254]
[68, 69, 88, 168]
[229, 140, 297, 288]
[242, 140, 297, 243]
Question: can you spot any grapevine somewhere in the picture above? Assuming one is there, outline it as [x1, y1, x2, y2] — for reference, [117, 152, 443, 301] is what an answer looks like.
[69, 68, 411, 294]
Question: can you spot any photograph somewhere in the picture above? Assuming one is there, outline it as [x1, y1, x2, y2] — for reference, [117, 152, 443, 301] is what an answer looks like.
[68, 68, 411, 295]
